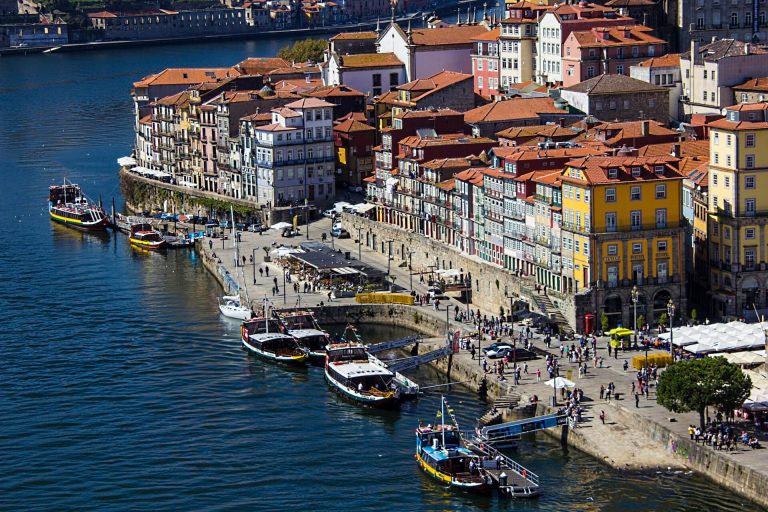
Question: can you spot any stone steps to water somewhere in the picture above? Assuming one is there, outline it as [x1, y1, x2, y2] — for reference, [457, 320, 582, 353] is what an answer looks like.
[479, 392, 522, 425]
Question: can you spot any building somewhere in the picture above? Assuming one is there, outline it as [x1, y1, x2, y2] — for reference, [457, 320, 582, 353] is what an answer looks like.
[471, 27, 501, 98]
[373, 70, 475, 129]
[561, 25, 667, 87]
[733, 76, 768, 104]
[0, 20, 67, 47]
[666, 0, 768, 54]
[706, 103, 768, 319]
[333, 118, 376, 187]
[604, 0, 663, 36]
[87, 8, 250, 41]
[464, 96, 578, 137]
[560, 74, 669, 123]
[246, 98, 337, 206]
[327, 30, 378, 55]
[630, 53, 682, 122]
[499, 1, 549, 90]
[536, 2, 634, 85]
[559, 154, 687, 329]
[680, 39, 768, 119]
[584, 119, 680, 148]
[322, 52, 405, 98]
[376, 21, 490, 82]
[495, 122, 584, 146]
[305, 84, 366, 119]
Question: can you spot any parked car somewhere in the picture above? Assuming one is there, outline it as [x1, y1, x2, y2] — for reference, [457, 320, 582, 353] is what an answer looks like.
[488, 347, 537, 361]
[322, 209, 336, 219]
[247, 223, 266, 233]
[235, 222, 247, 231]
[483, 342, 512, 355]
[219, 220, 232, 229]
[483, 344, 513, 358]
[331, 226, 350, 238]
[428, 287, 444, 299]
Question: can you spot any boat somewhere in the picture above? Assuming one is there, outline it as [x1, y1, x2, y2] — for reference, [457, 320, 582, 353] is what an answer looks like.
[274, 310, 330, 363]
[48, 181, 109, 231]
[415, 397, 491, 493]
[129, 223, 167, 250]
[241, 329, 308, 364]
[219, 295, 252, 320]
[324, 342, 401, 407]
[240, 301, 307, 364]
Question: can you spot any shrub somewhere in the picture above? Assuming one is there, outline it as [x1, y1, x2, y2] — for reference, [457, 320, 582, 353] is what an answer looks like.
[632, 353, 673, 370]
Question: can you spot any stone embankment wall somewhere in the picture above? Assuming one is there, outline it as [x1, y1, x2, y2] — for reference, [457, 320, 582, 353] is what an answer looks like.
[341, 213, 583, 329]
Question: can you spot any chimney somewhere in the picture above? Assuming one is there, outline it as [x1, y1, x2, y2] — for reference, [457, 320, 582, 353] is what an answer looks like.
[641, 119, 650, 136]
[559, 117, 566, 127]
[672, 143, 681, 158]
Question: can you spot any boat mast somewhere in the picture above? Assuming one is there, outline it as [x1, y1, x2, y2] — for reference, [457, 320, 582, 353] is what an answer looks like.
[441, 395, 446, 448]
[264, 297, 269, 333]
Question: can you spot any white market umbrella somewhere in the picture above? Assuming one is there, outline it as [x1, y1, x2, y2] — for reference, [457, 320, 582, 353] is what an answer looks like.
[270, 222, 292, 231]
[545, 377, 576, 389]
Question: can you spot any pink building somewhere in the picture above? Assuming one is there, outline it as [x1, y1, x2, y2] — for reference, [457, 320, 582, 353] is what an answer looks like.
[562, 25, 666, 87]
[471, 28, 501, 98]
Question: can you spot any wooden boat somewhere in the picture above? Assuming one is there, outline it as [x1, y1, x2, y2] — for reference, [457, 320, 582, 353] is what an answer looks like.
[415, 397, 491, 493]
[129, 223, 167, 250]
[241, 308, 307, 364]
[48, 181, 108, 231]
[274, 310, 330, 363]
[219, 295, 252, 320]
[324, 342, 401, 408]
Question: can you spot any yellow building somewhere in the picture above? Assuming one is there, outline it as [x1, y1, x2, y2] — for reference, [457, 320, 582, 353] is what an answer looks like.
[707, 103, 768, 319]
[560, 155, 687, 328]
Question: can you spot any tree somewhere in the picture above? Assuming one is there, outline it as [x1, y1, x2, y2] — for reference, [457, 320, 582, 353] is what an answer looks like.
[600, 312, 609, 332]
[637, 314, 646, 329]
[277, 39, 327, 64]
[658, 312, 668, 328]
[691, 308, 699, 325]
[656, 357, 752, 429]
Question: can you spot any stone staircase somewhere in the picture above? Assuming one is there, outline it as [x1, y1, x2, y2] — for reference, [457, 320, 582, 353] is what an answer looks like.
[479, 391, 522, 426]
[534, 293, 572, 334]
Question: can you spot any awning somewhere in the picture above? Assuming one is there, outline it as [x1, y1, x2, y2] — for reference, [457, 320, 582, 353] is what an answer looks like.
[355, 203, 376, 213]
[331, 267, 360, 275]
[118, 156, 137, 167]
[385, 177, 399, 187]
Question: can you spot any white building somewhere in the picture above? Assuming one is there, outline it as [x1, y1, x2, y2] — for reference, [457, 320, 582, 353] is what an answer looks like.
[322, 52, 406, 98]
[630, 54, 683, 122]
[244, 98, 337, 207]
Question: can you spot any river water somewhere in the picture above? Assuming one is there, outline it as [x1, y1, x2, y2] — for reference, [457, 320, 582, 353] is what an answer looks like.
[0, 39, 761, 511]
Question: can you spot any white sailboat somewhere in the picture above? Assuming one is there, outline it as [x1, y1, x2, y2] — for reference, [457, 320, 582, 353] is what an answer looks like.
[218, 206, 252, 320]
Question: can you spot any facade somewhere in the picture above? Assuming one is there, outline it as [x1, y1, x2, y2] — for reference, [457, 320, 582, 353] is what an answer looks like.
[471, 28, 501, 98]
[680, 39, 768, 119]
[707, 103, 768, 319]
[464, 96, 578, 137]
[322, 52, 406, 98]
[733, 76, 768, 104]
[499, 1, 548, 90]
[630, 53, 682, 122]
[667, 0, 768, 53]
[333, 118, 376, 187]
[247, 98, 337, 206]
[560, 74, 669, 123]
[561, 25, 667, 88]
[0, 21, 67, 47]
[87, 8, 250, 41]
[536, 2, 634, 85]
[559, 155, 687, 329]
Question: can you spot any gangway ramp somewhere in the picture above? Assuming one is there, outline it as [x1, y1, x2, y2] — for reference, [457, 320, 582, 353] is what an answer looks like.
[480, 413, 567, 444]
[366, 335, 421, 354]
[384, 345, 452, 373]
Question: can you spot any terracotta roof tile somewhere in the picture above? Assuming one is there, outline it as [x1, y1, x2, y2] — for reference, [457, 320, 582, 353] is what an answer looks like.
[285, 97, 336, 109]
[330, 31, 378, 40]
[340, 53, 403, 68]
[333, 119, 375, 133]
[562, 155, 683, 185]
[464, 97, 566, 123]
[638, 140, 709, 158]
[569, 25, 665, 48]
[733, 77, 768, 92]
[408, 25, 491, 46]
[472, 27, 500, 41]
[635, 53, 681, 68]
[133, 67, 239, 88]
[235, 57, 291, 75]
[681, 39, 768, 62]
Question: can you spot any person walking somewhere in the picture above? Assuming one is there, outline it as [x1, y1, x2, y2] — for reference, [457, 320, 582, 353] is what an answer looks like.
[634, 392, 640, 408]
[599, 410, 606, 424]
[536, 368, 541, 382]
[599, 384, 605, 400]
[259, 268, 264, 278]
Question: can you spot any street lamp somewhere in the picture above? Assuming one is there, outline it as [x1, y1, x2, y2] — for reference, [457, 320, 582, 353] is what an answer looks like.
[283, 270, 287, 305]
[631, 285, 639, 348]
[386, 239, 393, 277]
[252, 248, 257, 285]
[357, 226, 363, 262]
[407, 250, 414, 291]
[667, 299, 675, 361]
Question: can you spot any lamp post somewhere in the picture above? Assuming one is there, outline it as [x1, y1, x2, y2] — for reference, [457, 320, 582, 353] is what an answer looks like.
[466, 275, 472, 321]
[407, 250, 414, 291]
[667, 299, 675, 361]
[386, 239, 393, 277]
[477, 317, 482, 367]
[252, 248, 257, 285]
[631, 285, 639, 348]
[357, 227, 362, 262]
[283, 270, 287, 305]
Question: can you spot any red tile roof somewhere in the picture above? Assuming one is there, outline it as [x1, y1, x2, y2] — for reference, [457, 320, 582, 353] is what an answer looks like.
[285, 98, 336, 109]
[569, 25, 665, 48]
[464, 97, 566, 123]
[561, 155, 683, 185]
[340, 53, 403, 68]
[635, 53, 681, 68]
[333, 119, 375, 133]
[133, 67, 239, 88]
[330, 31, 378, 40]
[733, 77, 768, 92]
[408, 25, 491, 46]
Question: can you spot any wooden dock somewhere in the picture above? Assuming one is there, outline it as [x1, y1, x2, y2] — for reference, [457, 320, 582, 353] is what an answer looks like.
[465, 438, 540, 498]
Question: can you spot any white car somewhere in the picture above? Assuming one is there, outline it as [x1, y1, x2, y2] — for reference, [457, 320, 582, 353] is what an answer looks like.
[484, 344, 513, 358]
[428, 287, 443, 298]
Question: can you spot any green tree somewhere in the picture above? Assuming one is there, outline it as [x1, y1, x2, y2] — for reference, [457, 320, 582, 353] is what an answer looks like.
[656, 357, 752, 428]
[600, 312, 609, 332]
[277, 39, 327, 64]
[637, 314, 646, 329]
[691, 308, 699, 324]
[658, 312, 668, 328]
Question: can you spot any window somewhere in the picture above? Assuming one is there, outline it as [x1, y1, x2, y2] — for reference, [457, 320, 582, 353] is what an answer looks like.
[727, 155, 732, 166]
[631, 167, 641, 177]
[657, 262, 668, 283]
[605, 212, 617, 232]
[746, 155, 755, 168]
[631, 210, 642, 230]
[477, 58, 483, 70]
[654, 165, 664, 175]
[727, 134, 732, 147]
[725, 226, 731, 240]
[390, 72, 399, 87]
[477, 77, 484, 89]
[631, 186, 641, 200]
[657, 240, 667, 252]
[704, 70, 708, 79]
[655, 184, 667, 199]
[607, 244, 618, 255]
[714, 153, 720, 165]
[372, 73, 381, 87]
[605, 188, 616, 201]
[633, 242, 642, 254]
[655, 208, 667, 228]
[609, 100, 617, 110]
[746, 176, 755, 189]
[587, 66, 596, 78]
[746, 227, 756, 239]
[725, 176, 730, 188]
[746, 133, 755, 147]
[616, 65, 624, 75]
[608, 168, 618, 179]
[746, 198, 756, 215]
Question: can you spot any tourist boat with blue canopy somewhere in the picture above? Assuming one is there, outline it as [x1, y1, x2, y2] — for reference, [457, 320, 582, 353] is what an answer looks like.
[324, 342, 401, 407]
[48, 181, 108, 231]
[415, 397, 490, 493]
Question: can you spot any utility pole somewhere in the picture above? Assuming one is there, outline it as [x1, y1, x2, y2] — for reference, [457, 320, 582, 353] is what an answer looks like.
[386, 239, 393, 276]
[357, 226, 362, 261]
[407, 250, 414, 291]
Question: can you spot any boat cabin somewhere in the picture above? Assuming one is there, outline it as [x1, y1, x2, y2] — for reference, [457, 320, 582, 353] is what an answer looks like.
[326, 344, 368, 363]
[246, 333, 304, 357]
[276, 311, 322, 330]
[49, 184, 82, 205]
[242, 317, 283, 336]
[290, 329, 329, 352]
[132, 231, 163, 243]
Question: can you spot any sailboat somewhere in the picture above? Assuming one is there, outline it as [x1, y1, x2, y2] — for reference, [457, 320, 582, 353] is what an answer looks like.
[218, 205, 252, 320]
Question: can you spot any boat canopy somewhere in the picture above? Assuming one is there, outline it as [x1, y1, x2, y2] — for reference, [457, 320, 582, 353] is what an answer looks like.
[331, 361, 392, 379]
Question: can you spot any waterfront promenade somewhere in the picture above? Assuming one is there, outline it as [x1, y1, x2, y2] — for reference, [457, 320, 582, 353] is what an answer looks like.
[195, 215, 768, 507]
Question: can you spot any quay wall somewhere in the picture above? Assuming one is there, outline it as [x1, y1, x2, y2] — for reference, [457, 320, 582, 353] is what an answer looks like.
[340, 214, 583, 329]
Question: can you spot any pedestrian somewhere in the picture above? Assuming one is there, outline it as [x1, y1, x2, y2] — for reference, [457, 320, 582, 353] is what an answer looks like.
[599, 410, 606, 424]
[208, 239, 213, 250]
[327, 290, 333, 302]
[242, 256, 246, 267]
[259, 268, 264, 278]
[635, 392, 640, 408]
[470, 346, 476, 360]
[536, 368, 541, 382]
[272, 286, 276, 296]
[265, 267, 269, 277]
[599, 384, 605, 400]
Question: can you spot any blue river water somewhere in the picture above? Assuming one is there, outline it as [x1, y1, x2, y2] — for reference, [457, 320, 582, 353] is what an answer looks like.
[0, 39, 762, 511]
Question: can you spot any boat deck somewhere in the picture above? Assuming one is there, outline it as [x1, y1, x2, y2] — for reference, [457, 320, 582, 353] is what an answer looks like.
[482, 466, 539, 497]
